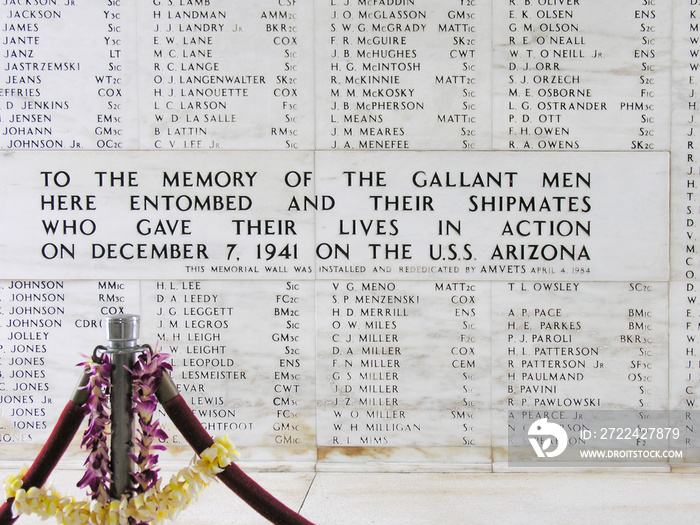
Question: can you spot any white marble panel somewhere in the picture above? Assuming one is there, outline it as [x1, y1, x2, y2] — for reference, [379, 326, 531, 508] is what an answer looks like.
[0, 279, 141, 462]
[314, 0, 494, 151]
[0, 2, 141, 150]
[491, 281, 669, 411]
[493, 0, 672, 151]
[135, 1, 315, 150]
[668, 0, 700, 465]
[139, 279, 317, 464]
[491, 280, 669, 466]
[315, 279, 492, 467]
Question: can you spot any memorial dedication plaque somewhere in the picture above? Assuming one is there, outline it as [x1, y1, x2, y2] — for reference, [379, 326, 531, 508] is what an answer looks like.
[0, 0, 695, 472]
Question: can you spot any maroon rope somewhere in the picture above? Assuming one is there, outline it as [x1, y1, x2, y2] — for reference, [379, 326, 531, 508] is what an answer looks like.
[161, 395, 315, 525]
[0, 401, 86, 525]
[0, 373, 315, 524]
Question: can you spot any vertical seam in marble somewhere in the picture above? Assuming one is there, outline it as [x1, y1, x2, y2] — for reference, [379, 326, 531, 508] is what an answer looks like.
[298, 472, 318, 513]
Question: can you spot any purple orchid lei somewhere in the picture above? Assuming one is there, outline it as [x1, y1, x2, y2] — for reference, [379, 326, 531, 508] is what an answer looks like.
[5, 346, 239, 524]
[76, 346, 172, 517]
[76, 354, 113, 505]
[129, 346, 172, 496]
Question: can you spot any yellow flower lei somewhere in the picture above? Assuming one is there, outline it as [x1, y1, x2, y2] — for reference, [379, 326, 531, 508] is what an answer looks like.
[4, 435, 239, 525]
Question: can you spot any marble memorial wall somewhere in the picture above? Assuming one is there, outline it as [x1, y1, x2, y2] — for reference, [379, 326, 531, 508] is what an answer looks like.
[0, 0, 693, 471]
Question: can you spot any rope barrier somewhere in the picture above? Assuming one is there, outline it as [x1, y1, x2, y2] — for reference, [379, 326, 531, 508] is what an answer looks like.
[0, 330, 315, 525]
[0, 368, 90, 525]
[157, 372, 315, 525]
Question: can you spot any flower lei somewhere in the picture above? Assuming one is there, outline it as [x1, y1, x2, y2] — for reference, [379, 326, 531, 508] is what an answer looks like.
[129, 349, 172, 497]
[4, 435, 238, 525]
[4, 346, 239, 524]
[77, 352, 113, 505]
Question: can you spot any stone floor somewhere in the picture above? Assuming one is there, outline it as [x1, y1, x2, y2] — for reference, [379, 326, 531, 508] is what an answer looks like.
[1, 468, 699, 524]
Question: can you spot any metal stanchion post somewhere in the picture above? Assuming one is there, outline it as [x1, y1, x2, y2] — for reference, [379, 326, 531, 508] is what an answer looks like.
[104, 314, 140, 498]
